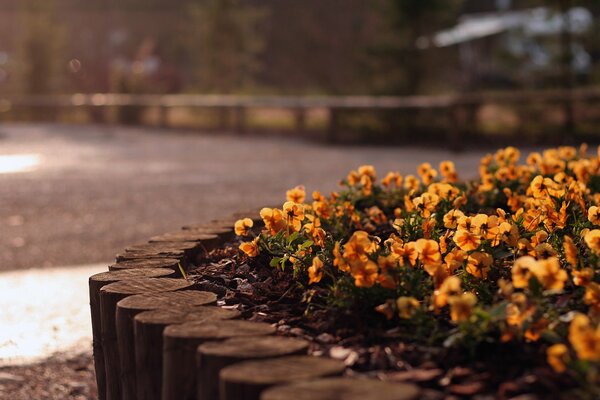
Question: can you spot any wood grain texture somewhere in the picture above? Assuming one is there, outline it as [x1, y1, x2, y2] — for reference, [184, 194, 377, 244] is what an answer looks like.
[260, 378, 420, 400]
[162, 320, 276, 400]
[116, 291, 217, 400]
[134, 307, 240, 400]
[197, 337, 309, 400]
[108, 258, 181, 272]
[88, 268, 175, 400]
[219, 356, 345, 400]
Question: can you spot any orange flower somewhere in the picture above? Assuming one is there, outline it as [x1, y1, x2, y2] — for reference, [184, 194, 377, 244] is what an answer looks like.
[528, 257, 567, 291]
[367, 206, 388, 225]
[439, 160, 458, 182]
[534, 243, 558, 259]
[352, 260, 379, 288]
[448, 292, 477, 323]
[381, 171, 403, 188]
[466, 252, 493, 279]
[433, 276, 461, 309]
[573, 268, 593, 287]
[286, 185, 306, 203]
[453, 229, 481, 251]
[444, 249, 466, 274]
[333, 242, 349, 273]
[308, 257, 324, 284]
[443, 209, 465, 229]
[282, 201, 305, 232]
[569, 314, 600, 361]
[584, 229, 600, 255]
[260, 207, 287, 235]
[512, 256, 536, 288]
[589, 206, 600, 225]
[547, 344, 570, 373]
[530, 175, 556, 198]
[584, 282, 600, 316]
[234, 218, 254, 236]
[375, 300, 395, 320]
[239, 238, 259, 257]
[563, 236, 578, 267]
[415, 239, 441, 267]
[506, 293, 534, 328]
[396, 297, 420, 319]
[391, 241, 418, 267]
[376, 255, 398, 289]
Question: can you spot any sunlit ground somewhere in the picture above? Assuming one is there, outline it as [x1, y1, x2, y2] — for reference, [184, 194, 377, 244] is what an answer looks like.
[0, 264, 107, 366]
[0, 154, 41, 174]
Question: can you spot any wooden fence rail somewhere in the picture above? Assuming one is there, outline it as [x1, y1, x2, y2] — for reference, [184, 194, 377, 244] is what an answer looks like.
[3, 88, 600, 148]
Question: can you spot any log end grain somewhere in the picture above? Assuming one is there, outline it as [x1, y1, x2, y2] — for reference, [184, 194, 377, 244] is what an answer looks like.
[198, 336, 309, 360]
[260, 378, 420, 400]
[164, 319, 275, 340]
[117, 291, 217, 311]
[220, 355, 345, 387]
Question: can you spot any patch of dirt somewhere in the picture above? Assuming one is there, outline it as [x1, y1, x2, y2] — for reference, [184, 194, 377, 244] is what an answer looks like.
[0, 352, 97, 400]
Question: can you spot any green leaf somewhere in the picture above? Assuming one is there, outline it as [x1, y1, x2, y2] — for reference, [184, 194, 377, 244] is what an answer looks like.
[299, 240, 314, 249]
[269, 257, 281, 268]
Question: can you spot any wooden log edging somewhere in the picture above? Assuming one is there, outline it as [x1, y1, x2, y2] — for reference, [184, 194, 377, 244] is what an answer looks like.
[219, 355, 346, 400]
[90, 215, 420, 400]
[197, 336, 310, 400]
[89, 268, 177, 400]
[116, 291, 218, 400]
[162, 320, 276, 400]
[260, 377, 421, 400]
[135, 307, 241, 400]
[101, 278, 194, 400]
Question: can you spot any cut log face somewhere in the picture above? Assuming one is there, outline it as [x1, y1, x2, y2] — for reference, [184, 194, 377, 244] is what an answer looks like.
[99, 278, 193, 400]
[197, 337, 309, 400]
[219, 355, 346, 400]
[162, 320, 276, 400]
[260, 377, 421, 400]
[116, 241, 199, 262]
[88, 268, 175, 400]
[116, 291, 218, 400]
[134, 307, 241, 400]
[183, 226, 234, 237]
[108, 258, 181, 272]
[149, 232, 219, 244]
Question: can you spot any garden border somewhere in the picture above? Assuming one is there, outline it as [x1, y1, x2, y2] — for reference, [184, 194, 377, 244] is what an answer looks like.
[89, 211, 420, 400]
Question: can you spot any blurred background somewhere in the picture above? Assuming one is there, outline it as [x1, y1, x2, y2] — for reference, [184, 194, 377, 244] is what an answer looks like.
[1, 2, 600, 397]
[1, 0, 600, 144]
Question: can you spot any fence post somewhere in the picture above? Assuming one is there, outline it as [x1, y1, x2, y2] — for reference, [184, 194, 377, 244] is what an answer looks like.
[327, 108, 340, 143]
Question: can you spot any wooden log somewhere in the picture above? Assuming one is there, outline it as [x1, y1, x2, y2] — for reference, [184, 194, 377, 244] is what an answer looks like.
[162, 320, 276, 400]
[100, 278, 193, 400]
[89, 268, 175, 400]
[260, 377, 420, 400]
[148, 232, 220, 250]
[182, 221, 234, 231]
[116, 291, 218, 400]
[197, 336, 309, 400]
[219, 355, 346, 400]
[135, 307, 241, 400]
[116, 241, 199, 262]
[182, 225, 234, 237]
[108, 257, 181, 272]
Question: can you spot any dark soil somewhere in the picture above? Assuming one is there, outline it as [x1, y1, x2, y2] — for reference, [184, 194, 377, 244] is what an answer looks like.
[0, 352, 97, 400]
[189, 243, 581, 400]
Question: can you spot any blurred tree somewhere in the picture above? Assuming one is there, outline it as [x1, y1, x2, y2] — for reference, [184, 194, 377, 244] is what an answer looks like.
[185, 0, 266, 93]
[16, 0, 66, 94]
[372, 0, 465, 95]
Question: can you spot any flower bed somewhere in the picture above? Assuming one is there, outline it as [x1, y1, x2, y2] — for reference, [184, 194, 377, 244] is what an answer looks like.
[220, 145, 600, 398]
